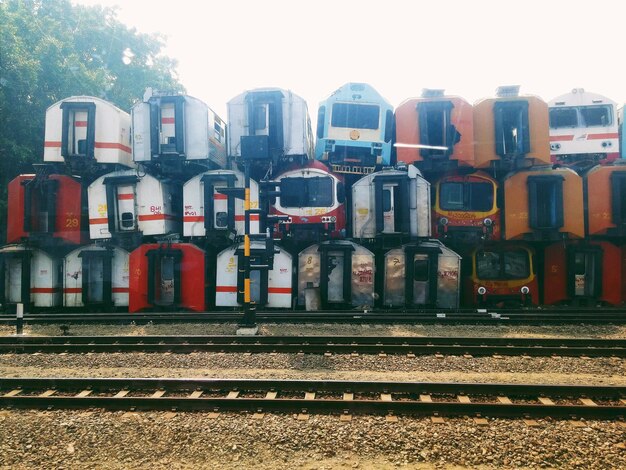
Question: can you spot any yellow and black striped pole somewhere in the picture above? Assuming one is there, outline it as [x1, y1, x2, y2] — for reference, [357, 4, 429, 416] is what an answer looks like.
[241, 162, 256, 327]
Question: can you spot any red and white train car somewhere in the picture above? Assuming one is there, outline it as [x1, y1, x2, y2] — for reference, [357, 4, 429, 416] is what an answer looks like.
[0, 245, 62, 310]
[43, 96, 134, 168]
[183, 169, 259, 238]
[128, 243, 206, 313]
[63, 245, 129, 309]
[215, 242, 293, 309]
[7, 174, 85, 245]
[270, 161, 346, 241]
[549, 89, 619, 167]
[88, 169, 179, 241]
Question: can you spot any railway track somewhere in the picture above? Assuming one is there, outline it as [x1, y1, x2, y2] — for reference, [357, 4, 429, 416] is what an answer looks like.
[1, 335, 625, 357]
[1, 377, 624, 420]
[1, 309, 626, 325]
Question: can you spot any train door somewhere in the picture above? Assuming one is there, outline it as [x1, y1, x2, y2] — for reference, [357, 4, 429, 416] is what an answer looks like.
[327, 251, 346, 303]
[147, 249, 182, 308]
[156, 96, 185, 155]
[568, 247, 602, 299]
[60, 102, 96, 159]
[0, 252, 31, 306]
[23, 179, 58, 234]
[417, 100, 457, 159]
[6, 258, 23, 303]
[494, 101, 530, 158]
[243, 91, 284, 159]
[610, 171, 626, 229]
[115, 184, 137, 232]
[202, 174, 237, 232]
[404, 246, 440, 307]
[80, 251, 113, 307]
[528, 175, 564, 231]
[319, 243, 354, 307]
[86, 257, 104, 303]
[235, 249, 269, 306]
[375, 175, 410, 235]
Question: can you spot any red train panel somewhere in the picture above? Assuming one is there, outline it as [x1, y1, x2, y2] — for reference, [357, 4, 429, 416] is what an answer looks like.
[7, 174, 84, 245]
[129, 243, 206, 313]
[543, 241, 622, 306]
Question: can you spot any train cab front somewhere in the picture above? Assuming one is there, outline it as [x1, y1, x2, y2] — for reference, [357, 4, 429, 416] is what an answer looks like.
[469, 245, 537, 308]
[433, 172, 500, 243]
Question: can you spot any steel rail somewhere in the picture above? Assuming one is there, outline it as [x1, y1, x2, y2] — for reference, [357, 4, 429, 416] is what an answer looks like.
[1, 335, 625, 357]
[1, 377, 624, 419]
[1, 309, 626, 325]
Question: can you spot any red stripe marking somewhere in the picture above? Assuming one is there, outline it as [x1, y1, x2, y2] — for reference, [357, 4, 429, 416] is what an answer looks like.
[30, 288, 60, 294]
[94, 142, 132, 154]
[74, 121, 88, 127]
[112, 287, 129, 293]
[549, 135, 574, 142]
[268, 287, 292, 294]
[214, 194, 228, 200]
[44, 141, 62, 147]
[183, 216, 204, 222]
[63, 288, 82, 293]
[216, 286, 237, 293]
[117, 193, 134, 200]
[137, 213, 177, 222]
[234, 215, 260, 221]
[89, 217, 109, 225]
[161, 117, 175, 124]
[587, 132, 619, 140]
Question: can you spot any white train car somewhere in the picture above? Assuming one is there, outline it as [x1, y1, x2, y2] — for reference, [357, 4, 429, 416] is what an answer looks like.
[88, 169, 179, 240]
[215, 241, 292, 308]
[352, 166, 431, 239]
[298, 240, 375, 309]
[63, 245, 129, 309]
[132, 89, 227, 169]
[43, 95, 134, 168]
[227, 88, 314, 165]
[383, 240, 461, 309]
[549, 89, 620, 166]
[183, 169, 259, 238]
[0, 245, 62, 309]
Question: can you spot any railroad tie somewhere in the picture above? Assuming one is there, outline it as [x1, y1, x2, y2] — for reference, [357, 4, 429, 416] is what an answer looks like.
[75, 390, 92, 398]
[151, 390, 166, 398]
[304, 392, 316, 400]
[497, 396, 512, 404]
[226, 391, 240, 399]
[380, 393, 392, 402]
[343, 392, 354, 401]
[188, 391, 203, 399]
[579, 398, 598, 406]
[39, 390, 56, 397]
[538, 397, 555, 406]
[457, 395, 471, 404]
[265, 391, 278, 400]
[431, 416, 446, 424]
[113, 390, 129, 398]
[420, 394, 433, 403]
[3, 389, 22, 397]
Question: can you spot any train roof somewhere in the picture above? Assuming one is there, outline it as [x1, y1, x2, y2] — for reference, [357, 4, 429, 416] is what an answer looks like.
[45, 95, 128, 114]
[321, 82, 392, 107]
[548, 88, 617, 107]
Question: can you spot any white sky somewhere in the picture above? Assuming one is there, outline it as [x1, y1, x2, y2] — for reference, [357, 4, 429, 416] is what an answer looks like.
[73, 0, 624, 123]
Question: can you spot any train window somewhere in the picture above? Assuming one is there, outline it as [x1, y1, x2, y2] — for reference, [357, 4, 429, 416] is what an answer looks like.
[580, 105, 612, 127]
[549, 107, 578, 128]
[610, 172, 626, 224]
[214, 121, 223, 142]
[331, 103, 379, 129]
[280, 177, 333, 207]
[502, 251, 530, 279]
[253, 105, 267, 131]
[382, 189, 392, 212]
[413, 259, 429, 282]
[440, 182, 493, 211]
[477, 250, 530, 280]
[317, 106, 325, 139]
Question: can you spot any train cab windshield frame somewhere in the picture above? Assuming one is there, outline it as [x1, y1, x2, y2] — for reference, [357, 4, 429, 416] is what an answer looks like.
[476, 249, 530, 280]
[439, 181, 494, 212]
[549, 105, 613, 129]
[331, 103, 380, 129]
[280, 176, 334, 207]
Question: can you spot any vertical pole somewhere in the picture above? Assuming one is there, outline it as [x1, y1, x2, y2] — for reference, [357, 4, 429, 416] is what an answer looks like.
[241, 162, 256, 328]
[16, 303, 24, 336]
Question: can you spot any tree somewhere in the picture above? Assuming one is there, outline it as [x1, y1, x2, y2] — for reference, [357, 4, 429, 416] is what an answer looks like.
[0, 0, 185, 242]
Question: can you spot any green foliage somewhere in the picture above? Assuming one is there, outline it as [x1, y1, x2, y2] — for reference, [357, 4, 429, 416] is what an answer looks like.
[0, 0, 185, 243]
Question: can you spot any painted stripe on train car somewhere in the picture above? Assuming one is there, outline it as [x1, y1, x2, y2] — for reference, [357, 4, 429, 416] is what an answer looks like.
[30, 288, 61, 293]
[216, 286, 237, 293]
[268, 287, 292, 294]
[117, 194, 134, 200]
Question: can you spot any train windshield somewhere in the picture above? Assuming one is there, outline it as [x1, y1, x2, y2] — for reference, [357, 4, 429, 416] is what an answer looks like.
[549, 105, 613, 128]
[280, 176, 333, 207]
[331, 103, 379, 129]
[476, 250, 530, 280]
[440, 182, 493, 212]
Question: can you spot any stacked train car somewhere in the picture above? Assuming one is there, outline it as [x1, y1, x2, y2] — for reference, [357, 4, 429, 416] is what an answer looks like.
[2, 83, 626, 313]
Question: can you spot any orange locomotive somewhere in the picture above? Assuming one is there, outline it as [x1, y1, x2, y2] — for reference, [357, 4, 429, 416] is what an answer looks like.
[395, 89, 474, 171]
[503, 166, 584, 241]
[473, 86, 550, 171]
[466, 244, 538, 307]
[432, 171, 500, 242]
[585, 163, 626, 237]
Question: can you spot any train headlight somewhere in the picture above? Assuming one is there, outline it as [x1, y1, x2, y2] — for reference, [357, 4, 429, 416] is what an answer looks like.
[439, 217, 448, 226]
[550, 143, 561, 151]
[601, 141, 612, 148]
[483, 218, 493, 227]
[477, 286, 487, 295]
[520, 286, 530, 295]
